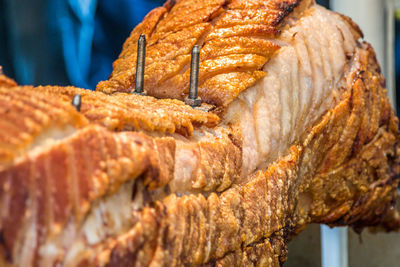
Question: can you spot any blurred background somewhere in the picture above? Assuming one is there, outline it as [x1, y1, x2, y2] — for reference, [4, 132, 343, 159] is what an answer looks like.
[0, 0, 165, 89]
[0, 1, 399, 266]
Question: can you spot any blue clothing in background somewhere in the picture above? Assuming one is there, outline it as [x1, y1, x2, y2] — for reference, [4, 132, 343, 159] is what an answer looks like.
[0, 0, 164, 89]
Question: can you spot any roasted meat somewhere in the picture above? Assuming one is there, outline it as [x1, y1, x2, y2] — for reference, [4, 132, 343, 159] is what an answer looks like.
[1, 0, 399, 266]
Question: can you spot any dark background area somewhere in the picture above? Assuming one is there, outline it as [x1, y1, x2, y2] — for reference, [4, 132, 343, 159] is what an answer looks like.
[318, 0, 329, 7]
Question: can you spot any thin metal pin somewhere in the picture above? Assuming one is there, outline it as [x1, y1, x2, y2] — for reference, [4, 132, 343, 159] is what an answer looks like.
[189, 45, 200, 99]
[72, 94, 81, 112]
[185, 45, 202, 107]
[134, 34, 146, 95]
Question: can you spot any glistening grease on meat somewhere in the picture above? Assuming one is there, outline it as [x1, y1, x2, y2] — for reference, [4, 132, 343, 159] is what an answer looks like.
[0, 0, 399, 266]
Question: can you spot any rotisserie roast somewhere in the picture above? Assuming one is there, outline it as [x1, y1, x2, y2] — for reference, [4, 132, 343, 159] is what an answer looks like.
[0, 0, 399, 266]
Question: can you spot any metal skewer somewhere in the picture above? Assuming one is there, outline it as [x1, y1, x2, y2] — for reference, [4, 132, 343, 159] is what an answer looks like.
[185, 45, 202, 107]
[134, 34, 146, 95]
[72, 94, 82, 112]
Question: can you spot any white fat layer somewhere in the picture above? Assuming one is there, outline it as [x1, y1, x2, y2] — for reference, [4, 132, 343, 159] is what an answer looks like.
[224, 6, 357, 174]
[169, 125, 236, 193]
[16, 209, 38, 267]
[170, 6, 359, 193]
[3, 125, 78, 172]
[173, 140, 201, 191]
[81, 181, 134, 245]
[29, 126, 77, 154]
[38, 181, 135, 267]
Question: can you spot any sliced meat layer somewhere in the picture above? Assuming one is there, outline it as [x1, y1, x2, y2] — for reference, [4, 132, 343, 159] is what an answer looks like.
[171, 5, 363, 192]
[225, 5, 362, 176]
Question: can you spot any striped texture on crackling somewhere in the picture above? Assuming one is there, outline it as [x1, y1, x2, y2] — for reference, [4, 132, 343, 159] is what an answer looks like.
[0, 86, 219, 165]
[97, 0, 313, 106]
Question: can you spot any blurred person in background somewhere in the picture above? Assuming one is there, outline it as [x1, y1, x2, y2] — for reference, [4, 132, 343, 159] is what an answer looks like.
[0, 0, 330, 90]
[0, 0, 164, 89]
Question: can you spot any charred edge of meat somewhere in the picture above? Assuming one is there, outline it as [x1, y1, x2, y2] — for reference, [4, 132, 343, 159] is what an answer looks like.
[108, 240, 141, 266]
[337, 13, 364, 39]
[0, 232, 12, 264]
[221, 0, 230, 10]
[163, 0, 177, 10]
[273, 0, 302, 26]
[131, 181, 138, 201]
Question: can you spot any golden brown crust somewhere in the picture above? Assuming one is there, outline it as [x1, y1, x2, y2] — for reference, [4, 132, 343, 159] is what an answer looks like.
[296, 43, 400, 230]
[0, 86, 88, 165]
[0, 86, 219, 166]
[209, 234, 288, 267]
[0, 126, 177, 263]
[96, 0, 311, 106]
[36, 86, 220, 135]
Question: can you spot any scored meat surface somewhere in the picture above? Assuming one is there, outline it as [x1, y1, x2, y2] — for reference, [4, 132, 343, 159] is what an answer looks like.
[97, 0, 313, 106]
[1, 0, 400, 266]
